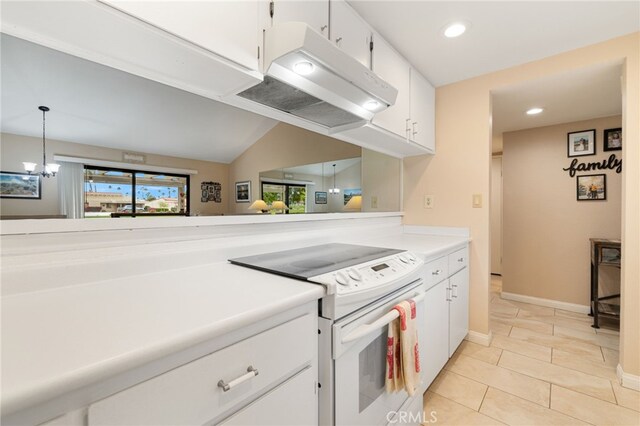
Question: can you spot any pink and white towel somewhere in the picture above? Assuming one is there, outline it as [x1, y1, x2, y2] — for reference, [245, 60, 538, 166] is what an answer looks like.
[385, 299, 421, 396]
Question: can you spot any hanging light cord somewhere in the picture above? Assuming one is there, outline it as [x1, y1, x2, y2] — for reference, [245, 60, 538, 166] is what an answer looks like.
[41, 107, 47, 169]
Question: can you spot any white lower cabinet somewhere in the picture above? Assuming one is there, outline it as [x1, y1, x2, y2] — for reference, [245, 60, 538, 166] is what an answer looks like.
[423, 279, 449, 388]
[220, 367, 316, 425]
[88, 313, 317, 426]
[448, 267, 470, 357]
[421, 245, 469, 389]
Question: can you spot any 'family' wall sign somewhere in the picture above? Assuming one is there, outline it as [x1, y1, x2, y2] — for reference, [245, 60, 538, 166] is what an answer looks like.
[563, 154, 622, 178]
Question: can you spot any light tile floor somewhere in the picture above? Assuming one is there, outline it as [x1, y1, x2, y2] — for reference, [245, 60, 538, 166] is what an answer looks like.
[423, 276, 640, 425]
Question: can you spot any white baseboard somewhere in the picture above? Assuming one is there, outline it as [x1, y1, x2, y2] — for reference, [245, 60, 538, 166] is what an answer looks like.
[465, 330, 493, 347]
[501, 292, 590, 314]
[617, 364, 640, 391]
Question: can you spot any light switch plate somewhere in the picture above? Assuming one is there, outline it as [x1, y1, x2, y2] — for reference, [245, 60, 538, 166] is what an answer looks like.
[424, 195, 434, 209]
[371, 196, 378, 209]
[472, 193, 482, 208]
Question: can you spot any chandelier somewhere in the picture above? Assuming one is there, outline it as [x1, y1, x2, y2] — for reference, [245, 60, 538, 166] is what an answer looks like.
[23, 106, 60, 178]
[328, 164, 340, 194]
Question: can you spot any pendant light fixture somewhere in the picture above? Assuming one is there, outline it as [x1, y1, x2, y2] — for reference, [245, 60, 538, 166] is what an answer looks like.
[23, 106, 60, 178]
[328, 164, 340, 194]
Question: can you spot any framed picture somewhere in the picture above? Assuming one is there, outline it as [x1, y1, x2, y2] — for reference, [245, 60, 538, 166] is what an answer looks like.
[603, 128, 622, 151]
[343, 188, 362, 205]
[315, 191, 327, 204]
[576, 174, 606, 201]
[235, 181, 251, 203]
[0, 171, 41, 199]
[567, 129, 596, 157]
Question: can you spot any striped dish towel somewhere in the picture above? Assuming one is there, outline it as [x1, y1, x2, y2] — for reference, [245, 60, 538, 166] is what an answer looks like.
[385, 300, 421, 396]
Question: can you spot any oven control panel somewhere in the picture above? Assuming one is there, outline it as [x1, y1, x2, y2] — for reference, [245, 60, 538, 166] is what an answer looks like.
[309, 251, 422, 295]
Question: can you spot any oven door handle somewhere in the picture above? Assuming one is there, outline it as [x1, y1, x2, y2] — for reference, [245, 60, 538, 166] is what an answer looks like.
[340, 292, 425, 344]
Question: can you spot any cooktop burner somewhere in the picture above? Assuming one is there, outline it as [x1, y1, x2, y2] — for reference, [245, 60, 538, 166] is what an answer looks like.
[229, 243, 404, 280]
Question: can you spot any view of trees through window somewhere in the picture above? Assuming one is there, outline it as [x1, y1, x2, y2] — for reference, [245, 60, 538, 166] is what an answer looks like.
[84, 167, 189, 217]
[261, 182, 306, 214]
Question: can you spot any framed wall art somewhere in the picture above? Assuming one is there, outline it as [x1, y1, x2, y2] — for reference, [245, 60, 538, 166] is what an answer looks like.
[603, 128, 622, 151]
[576, 174, 606, 201]
[0, 171, 41, 199]
[315, 191, 327, 204]
[567, 129, 596, 157]
[235, 181, 251, 203]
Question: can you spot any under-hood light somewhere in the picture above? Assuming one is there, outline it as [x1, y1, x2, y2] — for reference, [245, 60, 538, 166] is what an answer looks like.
[363, 100, 380, 111]
[293, 61, 315, 75]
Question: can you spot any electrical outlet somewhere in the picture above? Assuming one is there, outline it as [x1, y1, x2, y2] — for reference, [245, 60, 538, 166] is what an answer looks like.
[423, 195, 434, 209]
[371, 196, 378, 209]
[472, 193, 483, 208]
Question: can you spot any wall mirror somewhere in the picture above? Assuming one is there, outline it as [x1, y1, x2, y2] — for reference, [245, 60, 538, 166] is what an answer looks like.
[0, 33, 401, 220]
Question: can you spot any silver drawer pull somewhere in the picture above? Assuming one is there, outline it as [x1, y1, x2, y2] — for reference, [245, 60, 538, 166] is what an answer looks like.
[432, 269, 442, 275]
[458, 257, 464, 262]
[452, 283, 458, 298]
[218, 366, 259, 392]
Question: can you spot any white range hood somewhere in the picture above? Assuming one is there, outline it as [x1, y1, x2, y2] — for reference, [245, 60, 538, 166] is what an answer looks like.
[236, 22, 398, 130]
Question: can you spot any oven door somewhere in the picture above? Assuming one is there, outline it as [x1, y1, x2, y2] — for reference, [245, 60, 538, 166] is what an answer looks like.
[333, 280, 426, 425]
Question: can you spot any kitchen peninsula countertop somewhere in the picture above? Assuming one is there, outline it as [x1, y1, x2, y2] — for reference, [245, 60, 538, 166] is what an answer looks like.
[1, 227, 470, 421]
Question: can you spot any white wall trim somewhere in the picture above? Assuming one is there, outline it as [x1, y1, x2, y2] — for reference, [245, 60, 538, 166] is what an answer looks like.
[53, 155, 198, 175]
[403, 225, 470, 237]
[617, 364, 640, 391]
[501, 292, 590, 314]
[465, 330, 493, 347]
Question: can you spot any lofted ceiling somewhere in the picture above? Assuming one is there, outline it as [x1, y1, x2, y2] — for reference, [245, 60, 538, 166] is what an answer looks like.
[349, 1, 639, 87]
[0, 34, 278, 164]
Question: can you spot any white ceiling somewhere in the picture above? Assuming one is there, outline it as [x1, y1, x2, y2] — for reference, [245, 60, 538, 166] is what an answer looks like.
[0, 34, 277, 164]
[492, 60, 623, 151]
[349, 1, 639, 87]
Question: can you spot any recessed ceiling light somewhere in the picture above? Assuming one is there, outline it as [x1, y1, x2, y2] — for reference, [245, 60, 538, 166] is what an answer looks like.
[526, 107, 544, 115]
[444, 23, 467, 38]
[293, 61, 315, 75]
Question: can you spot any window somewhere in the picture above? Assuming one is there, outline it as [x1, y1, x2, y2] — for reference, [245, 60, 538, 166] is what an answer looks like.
[84, 166, 189, 217]
[261, 182, 306, 214]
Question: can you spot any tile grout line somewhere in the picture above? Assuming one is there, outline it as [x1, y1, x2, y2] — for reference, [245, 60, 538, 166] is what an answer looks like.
[548, 384, 599, 426]
[477, 385, 490, 413]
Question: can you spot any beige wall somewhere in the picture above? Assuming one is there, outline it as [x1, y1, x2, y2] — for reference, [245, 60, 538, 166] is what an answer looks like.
[490, 156, 502, 275]
[0, 133, 229, 216]
[228, 123, 362, 214]
[502, 116, 622, 305]
[362, 148, 402, 212]
[403, 32, 639, 377]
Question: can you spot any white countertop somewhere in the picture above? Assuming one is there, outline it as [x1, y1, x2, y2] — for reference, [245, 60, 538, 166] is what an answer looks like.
[1, 227, 469, 419]
[1, 262, 324, 417]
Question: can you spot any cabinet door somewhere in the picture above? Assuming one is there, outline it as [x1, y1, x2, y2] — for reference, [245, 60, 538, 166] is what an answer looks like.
[102, 1, 259, 71]
[220, 367, 317, 425]
[410, 68, 436, 151]
[449, 268, 469, 357]
[329, 0, 372, 68]
[261, 0, 329, 38]
[371, 35, 411, 138]
[423, 279, 450, 389]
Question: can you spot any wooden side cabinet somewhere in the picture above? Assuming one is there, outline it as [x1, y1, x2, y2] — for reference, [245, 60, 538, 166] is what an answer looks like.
[590, 238, 621, 329]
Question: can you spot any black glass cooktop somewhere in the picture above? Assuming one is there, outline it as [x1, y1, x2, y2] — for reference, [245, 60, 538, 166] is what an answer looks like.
[229, 243, 404, 280]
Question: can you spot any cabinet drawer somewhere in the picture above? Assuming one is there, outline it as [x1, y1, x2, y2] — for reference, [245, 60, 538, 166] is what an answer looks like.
[88, 313, 316, 425]
[424, 256, 448, 288]
[449, 247, 468, 275]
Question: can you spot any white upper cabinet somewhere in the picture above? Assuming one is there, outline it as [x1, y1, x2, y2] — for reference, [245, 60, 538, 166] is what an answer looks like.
[409, 68, 436, 151]
[329, 0, 372, 68]
[260, 0, 329, 38]
[101, 1, 260, 72]
[371, 35, 411, 139]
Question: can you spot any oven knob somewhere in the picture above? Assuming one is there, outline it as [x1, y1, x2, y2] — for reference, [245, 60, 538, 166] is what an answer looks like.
[348, 268, 362, 281]
[398, 254, 410, 264]
[407, 253, 417, 262]
[335, 271, 349, 286]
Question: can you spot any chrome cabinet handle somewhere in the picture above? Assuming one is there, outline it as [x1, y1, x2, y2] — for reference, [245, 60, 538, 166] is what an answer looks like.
[446, 287, 452, 302]
[432, 269, 442, 275]
[412, 121, 418, 136]
[452, 284, 458, 298]
[336, 37, 343, 45]
[405, 118, 411, 132]
[458, 257, 464, 262]
[320, 25, 328, 33]
[218, 366, 259, 392]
